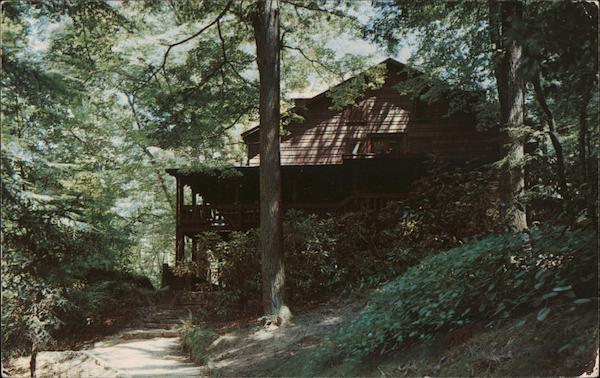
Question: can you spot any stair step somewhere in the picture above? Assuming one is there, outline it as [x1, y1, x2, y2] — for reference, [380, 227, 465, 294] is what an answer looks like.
[125, 301, 211, 336]
[139, 320, 180, 325]
[121, 329, 179, 339]
[137, 323, 178, 329]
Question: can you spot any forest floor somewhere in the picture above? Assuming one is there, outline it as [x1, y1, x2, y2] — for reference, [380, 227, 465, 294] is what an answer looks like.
[198, 296, 366, 376]
[203, 299, 598, 377]
[6, 294, 598, 377]
[5, 296, 364, 377]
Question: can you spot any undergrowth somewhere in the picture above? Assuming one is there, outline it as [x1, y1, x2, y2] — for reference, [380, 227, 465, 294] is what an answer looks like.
[179, 314, 217, 365]
[186, 165, 503, 319]
[264, 226, 597, 376]
[2, 269, 153, 360]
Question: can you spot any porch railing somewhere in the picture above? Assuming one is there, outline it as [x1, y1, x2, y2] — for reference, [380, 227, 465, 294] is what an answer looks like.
[178, 193, 404, 232]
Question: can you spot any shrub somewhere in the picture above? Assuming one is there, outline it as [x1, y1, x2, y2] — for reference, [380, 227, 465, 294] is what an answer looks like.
[198, 165, 530, 315]
[1, 268, 153, 363]
[200, 162, 503, 313]
[284, 211, 341, 301]
[179, 315, 216, 364]
[321, 226, 596, 362]
[60, 278, 151, 331]
[1, 278, 68, 360]
[208, 230, 261, 316]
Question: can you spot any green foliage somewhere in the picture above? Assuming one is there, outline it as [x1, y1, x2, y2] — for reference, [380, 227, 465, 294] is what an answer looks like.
[1, 282, 68, 359]
[1, 269, 151, 361]
[200, 163, 502, 315]
[368, 0, 598, 223]
[376, 162, 501, 251]
[179, 317, 216, 365]
[307, 226, 596, 367]
[59, 275, 151, 329]
[1, 6, 153, 354]
[209, 230, 261, 316]
[178, 162, 242, 179]
[327, 64, 387, 110]
[284, 211, 341, 300]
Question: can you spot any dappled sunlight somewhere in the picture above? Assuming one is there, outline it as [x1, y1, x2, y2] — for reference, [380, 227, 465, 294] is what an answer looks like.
[318, 315, 342, 326]
[90, 337, 201, 376]
[251, 328, 276, 341]
[210, 333, 239, 349]
[188, 298, 364, 376]
[3, 1, 597, 377]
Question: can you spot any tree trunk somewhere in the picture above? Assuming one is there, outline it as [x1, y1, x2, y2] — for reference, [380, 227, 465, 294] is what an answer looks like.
[30, 344, 37, 378]
[532, 74, 568, 200]
[252, 0, 291, 323]
[578, 92, 597, 223]
[492, 1, 528, 233]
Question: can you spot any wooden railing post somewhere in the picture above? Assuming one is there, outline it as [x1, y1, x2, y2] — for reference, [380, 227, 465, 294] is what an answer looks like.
[176, 231, 184, 262]
[191, 237, 198, 263]
[161, 263, 170, 288]
[176, 179, 183, 226]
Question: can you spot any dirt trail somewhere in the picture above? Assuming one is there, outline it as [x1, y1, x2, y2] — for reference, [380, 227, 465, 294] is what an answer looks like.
[90, 336, 201, 376]
[9, 336, 202, 377]
[7, 298, 362, 377]
[8, 304, 203, 377]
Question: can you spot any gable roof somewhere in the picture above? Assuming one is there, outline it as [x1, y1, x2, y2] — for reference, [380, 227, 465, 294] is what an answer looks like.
[241, 58, 408, 140]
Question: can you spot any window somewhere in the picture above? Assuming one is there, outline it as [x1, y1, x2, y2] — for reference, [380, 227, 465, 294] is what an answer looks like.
[368, 134, 406, 155]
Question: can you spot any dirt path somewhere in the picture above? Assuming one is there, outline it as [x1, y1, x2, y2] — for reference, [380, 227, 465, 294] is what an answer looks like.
[7, 304, 204, 377]
[90, 336, 201, 376]
[7, 298, 363, 377]
[8, 332, 202, 377]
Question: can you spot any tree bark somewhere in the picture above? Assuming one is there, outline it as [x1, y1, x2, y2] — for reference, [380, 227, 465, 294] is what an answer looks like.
[252, 0, 290, 323]
[532, 74, 568, 200]
[492, 1, 528, 233]
[30, 344, 37, 378]
[578, 92, 591, 182]
[578, 91, 597, 223]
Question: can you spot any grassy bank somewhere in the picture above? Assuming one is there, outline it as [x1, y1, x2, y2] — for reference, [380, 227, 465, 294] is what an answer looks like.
[257, 226, 597, 376]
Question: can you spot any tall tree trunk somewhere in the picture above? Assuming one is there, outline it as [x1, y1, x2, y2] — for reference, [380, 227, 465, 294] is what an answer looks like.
[252, 0, 290, 323]
[578, 91, 596, 223]
[492, 1, 528, 233]
[29, 344, 37, 378]
[579, 92, 591, 182]
[532, 74, 568, 200]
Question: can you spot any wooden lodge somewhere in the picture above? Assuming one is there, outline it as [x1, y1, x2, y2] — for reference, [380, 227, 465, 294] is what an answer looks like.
[163, 58, 500, 289]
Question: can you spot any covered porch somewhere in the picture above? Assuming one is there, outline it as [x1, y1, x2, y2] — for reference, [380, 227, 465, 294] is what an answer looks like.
[162, 157, 426, 289]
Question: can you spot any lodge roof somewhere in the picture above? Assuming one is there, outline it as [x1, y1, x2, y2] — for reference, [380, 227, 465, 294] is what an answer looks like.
[240, 57, 408, 140]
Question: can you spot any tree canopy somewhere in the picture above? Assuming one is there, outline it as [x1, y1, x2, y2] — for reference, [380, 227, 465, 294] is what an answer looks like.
[2, 1, 597, 373]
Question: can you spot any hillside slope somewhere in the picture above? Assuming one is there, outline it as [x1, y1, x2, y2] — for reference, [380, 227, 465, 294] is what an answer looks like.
[179, 296, 598, 377]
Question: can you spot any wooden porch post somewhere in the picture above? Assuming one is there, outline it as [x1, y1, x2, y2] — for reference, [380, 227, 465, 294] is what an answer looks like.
[176, 179, 185, 263]
[176, 179, 185, 228]
[176, 231, 185, 262]
[191, 236, 198, 263]
[176, 178, 182, 226]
